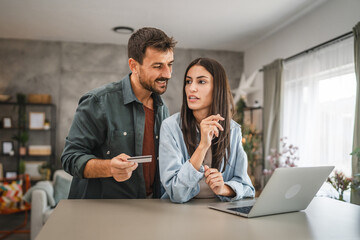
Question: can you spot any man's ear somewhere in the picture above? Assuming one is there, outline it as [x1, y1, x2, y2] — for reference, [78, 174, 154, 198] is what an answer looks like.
[128, 58, 139, 74]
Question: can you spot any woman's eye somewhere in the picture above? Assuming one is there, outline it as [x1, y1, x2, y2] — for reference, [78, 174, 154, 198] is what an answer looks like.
[199, 80, 206, 84]
[185, 80, 192, 84]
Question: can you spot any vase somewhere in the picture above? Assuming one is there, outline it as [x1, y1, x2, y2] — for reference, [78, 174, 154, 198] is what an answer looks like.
[19, 147, 26, 156]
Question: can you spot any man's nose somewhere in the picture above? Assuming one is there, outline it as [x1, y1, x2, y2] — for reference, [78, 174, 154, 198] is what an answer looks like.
[161, 65, 172, 79]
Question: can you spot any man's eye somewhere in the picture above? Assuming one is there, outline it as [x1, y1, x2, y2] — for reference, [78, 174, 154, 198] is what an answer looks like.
[153, 65, 161, 69]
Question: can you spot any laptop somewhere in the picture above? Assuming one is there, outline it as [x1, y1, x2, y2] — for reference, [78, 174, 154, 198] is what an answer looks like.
[208, 166, 334, 218]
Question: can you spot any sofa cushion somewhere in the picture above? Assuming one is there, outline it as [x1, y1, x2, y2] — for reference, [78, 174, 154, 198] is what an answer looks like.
[54, 175, 71, 204]
[0, 179, 24, 211]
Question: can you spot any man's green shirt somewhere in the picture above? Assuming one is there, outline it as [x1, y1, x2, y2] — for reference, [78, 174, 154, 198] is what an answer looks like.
[61, 74, 169, 199]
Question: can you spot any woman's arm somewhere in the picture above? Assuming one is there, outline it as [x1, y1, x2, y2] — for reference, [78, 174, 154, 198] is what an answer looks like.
[217, 125, 255, 201]
[159, 119, 203, 203]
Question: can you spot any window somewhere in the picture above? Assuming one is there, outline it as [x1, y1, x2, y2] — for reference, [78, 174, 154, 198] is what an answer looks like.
[282, 37, 356, 201]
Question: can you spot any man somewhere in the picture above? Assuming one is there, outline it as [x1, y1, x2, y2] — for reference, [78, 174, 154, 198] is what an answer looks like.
[61, 27, 176, 199]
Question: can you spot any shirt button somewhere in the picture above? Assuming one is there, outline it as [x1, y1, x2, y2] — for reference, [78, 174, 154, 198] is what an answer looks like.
[156, 135, 159, 139]
[123, 132, 127, 136]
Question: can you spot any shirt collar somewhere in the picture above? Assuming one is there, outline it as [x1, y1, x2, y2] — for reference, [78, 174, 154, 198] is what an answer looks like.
[122, 73, 164, 107]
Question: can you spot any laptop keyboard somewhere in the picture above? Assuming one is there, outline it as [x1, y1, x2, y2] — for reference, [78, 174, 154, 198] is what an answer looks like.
[228, 206, 253, 214]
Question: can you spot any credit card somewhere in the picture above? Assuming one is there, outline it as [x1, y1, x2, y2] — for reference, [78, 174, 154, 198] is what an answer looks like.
[127, 155, 152, 163]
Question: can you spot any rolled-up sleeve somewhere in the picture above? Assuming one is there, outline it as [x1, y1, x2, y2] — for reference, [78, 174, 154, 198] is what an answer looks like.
[61, 94, 106, 179]
[159, 120, 204, 203]
[217, 126, 255, 201]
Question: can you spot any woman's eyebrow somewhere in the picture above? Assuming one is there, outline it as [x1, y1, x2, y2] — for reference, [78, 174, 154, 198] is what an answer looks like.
[196, 75, 209, 79]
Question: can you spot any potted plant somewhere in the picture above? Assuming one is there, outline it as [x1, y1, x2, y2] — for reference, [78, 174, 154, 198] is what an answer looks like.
[12, 131, 29, 155]
[19, 158, 26, 174]
[327, 171, 353, 201]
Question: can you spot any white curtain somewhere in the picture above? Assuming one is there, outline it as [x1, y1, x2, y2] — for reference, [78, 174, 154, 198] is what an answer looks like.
[282, 37, 356, 180]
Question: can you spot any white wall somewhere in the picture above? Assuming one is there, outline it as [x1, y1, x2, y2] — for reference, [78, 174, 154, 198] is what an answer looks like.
[244, 0, 360, 107]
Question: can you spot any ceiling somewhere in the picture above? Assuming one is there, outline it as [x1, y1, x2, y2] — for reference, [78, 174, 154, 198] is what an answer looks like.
[0, 0, 327, 52]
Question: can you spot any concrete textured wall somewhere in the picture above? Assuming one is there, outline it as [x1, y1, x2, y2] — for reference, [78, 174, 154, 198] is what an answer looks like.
[0, 38, 243, 168]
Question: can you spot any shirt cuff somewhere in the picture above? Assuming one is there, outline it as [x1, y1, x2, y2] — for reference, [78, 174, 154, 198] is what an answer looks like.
[75, 154, 98, 179]
[176, 160, 204, 188]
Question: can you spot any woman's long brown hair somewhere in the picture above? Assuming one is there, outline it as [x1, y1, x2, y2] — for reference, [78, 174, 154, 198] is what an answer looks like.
[181, 58, 235, 171]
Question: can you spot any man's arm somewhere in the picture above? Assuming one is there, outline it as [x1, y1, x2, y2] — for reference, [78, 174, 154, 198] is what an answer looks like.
[84, 154, 138, 182]
[61, 94, 108, 179]
[83, 159, 112, 178]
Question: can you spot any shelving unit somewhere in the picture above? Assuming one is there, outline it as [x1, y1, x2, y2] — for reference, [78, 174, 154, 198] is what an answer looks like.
[0, 102, 56, 179]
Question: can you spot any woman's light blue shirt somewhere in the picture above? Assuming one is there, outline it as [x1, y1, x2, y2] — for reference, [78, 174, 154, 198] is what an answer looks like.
[159, 113, 255, 203]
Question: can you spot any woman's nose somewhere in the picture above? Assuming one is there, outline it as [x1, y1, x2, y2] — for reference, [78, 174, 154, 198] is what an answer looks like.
[189, 84, 197, 92]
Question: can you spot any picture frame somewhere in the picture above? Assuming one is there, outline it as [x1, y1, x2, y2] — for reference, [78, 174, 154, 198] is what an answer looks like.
[29, 112, 45, 129]
[1, 141, 14, 155]
[5, 171, 17, 179]
[2, 116, 12, 128]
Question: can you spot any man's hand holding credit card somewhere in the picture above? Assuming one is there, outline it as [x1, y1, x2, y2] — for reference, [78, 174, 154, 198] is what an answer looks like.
[127, 155, 152, 163]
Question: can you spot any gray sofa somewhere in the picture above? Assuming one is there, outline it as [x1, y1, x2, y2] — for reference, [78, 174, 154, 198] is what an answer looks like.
[30, 170, 72, 240]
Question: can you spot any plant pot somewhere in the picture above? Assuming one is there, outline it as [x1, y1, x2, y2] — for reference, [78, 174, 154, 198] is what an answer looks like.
[19, 147, 27, 156]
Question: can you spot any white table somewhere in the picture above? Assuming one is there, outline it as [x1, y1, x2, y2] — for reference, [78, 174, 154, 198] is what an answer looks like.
[36, 197, 360, 240]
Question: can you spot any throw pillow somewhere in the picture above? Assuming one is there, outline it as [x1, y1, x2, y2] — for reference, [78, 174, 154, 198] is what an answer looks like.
[0, 179, 24, 211]
[53, 175, 71, 204]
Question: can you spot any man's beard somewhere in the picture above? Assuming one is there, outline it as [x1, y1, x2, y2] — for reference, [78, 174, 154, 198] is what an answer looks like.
[139, 76, 169, 95]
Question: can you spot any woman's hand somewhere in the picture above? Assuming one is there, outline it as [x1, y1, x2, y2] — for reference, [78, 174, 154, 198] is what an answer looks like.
[199, 114, 224, 150]
[204, 165, 235, 197]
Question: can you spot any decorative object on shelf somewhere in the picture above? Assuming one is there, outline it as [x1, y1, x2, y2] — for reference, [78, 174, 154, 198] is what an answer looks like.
[0, 94, 11, 102]
[44, 119, 50, 130]
[1, 141, 14, 155]
[253, 100, 260, 108]
[0, 163, 3, 179]
[232, 71, 259, 105]
[5, 172, 17, 179]
[28, 145, 51, 156]
[38, 162, 52, 180]
[263, 137, 299, 177]
[12, 131, 29, 156]
[27, 94, 52, 104]
[29, 112, 45, 129]
[25, 161, 45, 180]
[2, 116, 12, 128]
[327, 171, 353, 201]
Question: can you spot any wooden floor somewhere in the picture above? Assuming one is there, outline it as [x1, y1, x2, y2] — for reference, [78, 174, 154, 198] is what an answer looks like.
[0, 211, 30, 240]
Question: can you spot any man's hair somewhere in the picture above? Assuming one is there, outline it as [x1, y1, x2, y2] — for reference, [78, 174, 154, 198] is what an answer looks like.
[128, 27, 177, 64]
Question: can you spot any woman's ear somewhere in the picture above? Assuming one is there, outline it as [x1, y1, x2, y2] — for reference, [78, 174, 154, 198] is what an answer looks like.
[128, 58, 139, 74]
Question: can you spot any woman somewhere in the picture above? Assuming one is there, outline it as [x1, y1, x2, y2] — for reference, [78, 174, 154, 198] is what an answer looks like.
[159, 57, 255, 203]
